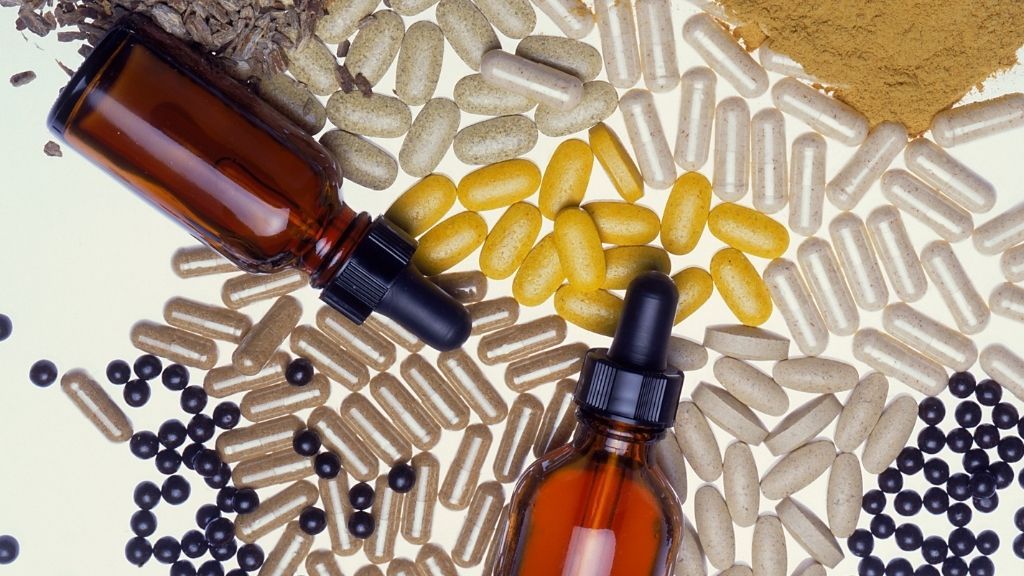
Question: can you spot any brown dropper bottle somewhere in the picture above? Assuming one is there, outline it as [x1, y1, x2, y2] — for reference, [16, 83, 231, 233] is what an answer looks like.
[47, 15, 470, 350]
[496, 272, 684, 576]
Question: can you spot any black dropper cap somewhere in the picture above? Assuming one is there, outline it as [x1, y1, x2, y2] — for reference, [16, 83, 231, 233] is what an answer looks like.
[320, 217, 471, 351]
[574, 272, 684, 428]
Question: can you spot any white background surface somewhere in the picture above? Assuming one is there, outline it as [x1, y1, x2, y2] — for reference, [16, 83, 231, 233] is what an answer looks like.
[1, 2, 1024, 575]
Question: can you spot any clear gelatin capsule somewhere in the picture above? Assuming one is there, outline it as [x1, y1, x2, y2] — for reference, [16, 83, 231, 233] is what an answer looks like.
[400, 354, 471, 431]
[205, 351, 289, 399]
[540, 139, 593, 220]
[345, 10, 405, 87]
[589, 122, 645, 202]
[1002, 244, 1024, 281]
[481, 50, 583, 111]
[530, 0, 593, 38]
[979, 344, 1024, 401]
[216, 414, 304, 463]
[233, 295, 302, 376]
[478, 315, 567, 365]
[674, 67, 716, 171]
[402, 452, 440, 545]
[261, 521, 314, 576]
[320, 474, 362, 557]
[60, 370, 133, 442]
[682, 13, 768, 98]
[788, 132, 827, 237]
[413, 211, 488, 276]
[235, 480, 319, 544]
[290, 325, 370, 391]
[635, 0, 679, 92]
[436, 0, 501, 71]
[365, 314, 424, 353]
[459, 159, 542, 212]
[763, 258, 828, 357]
[865, 206, 928, 303]
[505, 343, 588, 393]
[827, 122, 908, 211]
[307, 406, 380, 482]
[365, 474, 405, 564]
[130, 321, 218, 370]
[751, 108, 788, 214]
[481, 506, 509, 575]
[920, 240, 990, 334]
[480, 203, 543, 281]
[475, 0, 536, 39]
[307, 550, 346, 576]
[711, 248, 773, 326]
[554, 285, 625, 337]
[385, 174, 457, 238]
[990, 282, 1024, 323]
[241, 374, 331, 423]
[797, 238, 859, 336]
[554, 207, 606, 291]
[974, 202, 1024, 255]
[594, 0, 641, 89]
[437, 349, 509, 424]
[453, 481, 506, 567]
[340, 393, 413, 466]
[882, 303, 977, 372]
[395, 21, 445, 107]
[852, 329, 947, 396]
[171, 245, 237, 278]
[662, 172, 712, 255]
[533, 378, 578, 457]
[316, 307, 397, 372]
[467, 297, 520, 336]
[370, 373, 441, 451]
[603, 246, 671, 290]
[771, 78, 869, 146]
[430, 271, 489, 305]
[399, 98, 461, 178]
[758, 40, 817, 82]
[708, 202, 790, 259]
[512, 233, 564, 307]
[619, 88, 677, 189]
[584, 201, 661, 245]
[221, 269, 308, 310]
[517, 34, 602, 83]
[492, 394, 544, 482]
[903, 139, 996, 213]
[440, 423, 493, 510]
[233, 446, 315, 489]
[880, 169, 973, 242]
[417, 544, 460, 576]
[164, 297, 252, 344]
[829, 213, 889, 312]
[713, 97, 750, 202]
[930, 93, 1024, 147]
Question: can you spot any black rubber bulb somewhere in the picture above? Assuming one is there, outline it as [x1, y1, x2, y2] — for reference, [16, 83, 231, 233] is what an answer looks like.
[607, 272, 679, 371]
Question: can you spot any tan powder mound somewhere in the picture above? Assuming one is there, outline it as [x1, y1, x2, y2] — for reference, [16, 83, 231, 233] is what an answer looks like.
[717, 0, 1024, 134]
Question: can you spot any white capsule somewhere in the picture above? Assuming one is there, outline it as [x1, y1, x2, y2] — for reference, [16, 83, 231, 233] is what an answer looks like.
[865, 206, 928, 303]
[862, 394, 918, 475]
[771, 78, 868, 146]
[979, 344, 1024, 401]
[750, 108, 788, 214]
[752, 514, 787, 576]
[834, 373, 889, 453]
[796, 238, 859, 336]
[788, 133, 826, 237]
[723, 442, 759, 528]
[594, 0, 641, 88]
[674, 67, 716, 171]
[635, 0, 679, 92]
[763, 259, 829, 357]
[674, 401, 723, 482]
[852, 329, 947, 396]
[930, 93, 1024, 147]
[920, 240, 990, 334]
[758, 40, 817, 83]
[619, 88, 676, 189]
[515, 36, 603, 82]
[695, 484, 736, 570]
[990, 282, 1024, 324]
[713, 97, 750, 202]
[827, 122, 908, 210]
[904, 139, 996, 213]
[529, 0, 594, 39]
[883, 303, 977, 372]
[1002, 244, 1024, 282]
[880, 169, 973, 242]
[682, 14, 768, 98]
[829, 213, 889, 312]
[474, 0, 536, 39]
[974, 202, 1024, 255]
[481, 50, 583, 111]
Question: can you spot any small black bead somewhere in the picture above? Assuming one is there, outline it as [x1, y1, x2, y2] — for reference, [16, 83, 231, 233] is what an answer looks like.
[155, 449, 182, 475]
[1015, 533, 1024, 559]
[886, 558, 914, 576]
[898, 447, 925, 474]
[348, 510, 375, 539]
[895, 523, 923, 551]
[315, 452, 341, 479]
[388, 462, 417, 493]
[942, 557, 968, 576]
[187, 414, 216, 444]
[962, 449, 990, 474]
[197, 559, 225, 576]
[895, 490, 923, 516]
[196, 504, 221, 529]
[918, 426, 947, 454]
[134, 481, 162, 510]
[159, 419, 188, 449]
[162, 364, 190, 391]
[225, 569, 247, 576]
[125, 536, 153, 567]
[131, 510, 157, 537]
[973, 492, 998, 513]
[350, 482, 375, 510]
[171, 560, 197, 576]
[216, 487, 237, 514]
[848, 528, 875, 557]
[134, 354, 163, 380]
[0, 314, 12, 342]
[233, 489, 260, 515]
[860, 556, 885, 576]
[162, 475, 191, 505]
[130, 431, 160, 460]
[948, 473, 972, 501]
[106, 359, 132, 385]
[181, 442, 205, 471]
[992, 401, 1019, 429]
[879, 468, 904, 493]
[863, 489, 887, 515]
[153, 536, 181, 564]
[194, 449, 222, 478]
[0, 536, 17, 565]
[955, 401, 982, 429]
[924, 458, 951, 485]
[212, 402, 241, 430]
[917, 566, 940, 576]
[923, 486, 949, 514]
[973, 424, 1000, 450]
[947, 502, 973, 527]
[968, 556, 995, 576]
[976, 529, 999, 555]
[998, 436, 1024, 463]
[205, 463, 232, 490]
[299, 506, 327, 535]
[970, 471, 996, 499]
[293, 429, 322, 457]
[870, 514, 895, 539]
[922, 536, 948, 564]
[1019, 466, 1024, 489]
[949, 372, 976, 398]
[237, 543, 265, 571]
[974, 379, 1002, 406]
[29, 360, 58, 387]
[989, 460, 1014, 488]
[286, 357, 314, 386]
[946, 428, 974, 454]
[180, 386, 208, 415]
[209, 539, 237, 562]
[948, 527, 976, 557]
[919, 397, 946, 425]
[123, 379, 152, 408]
[181, 530, 207, 559]
[205, 517, 234, 546]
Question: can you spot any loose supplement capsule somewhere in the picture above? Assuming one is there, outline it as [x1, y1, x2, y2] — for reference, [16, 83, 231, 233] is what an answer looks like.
[764, 394, 842, 456]
[865, 205, 928, 303]
[355, 566, 385, 576]
[453, 482, 506, 567]
[603, 246, 670, 290]
[60, 370, 132, 442]
[346, 10, 405, 86]
[921, 240, 990, 334]
[775, 497, 843, 568]
[237, 481, 318, 548]
[751, 108, 788, 214]
[290, 325, 370, 391]
[773, 358, 858, 394]
[364, 474, 404, 564]
[402, 452, 440, 545]
[320, 475, 362, 556]
[478, 315, 566, 365]
[1002, 244, 1024, 281]
[326, 92, 411, 139]
[476, 0, 536, 38]
[674, 67, 717, 171]
[540, 139, 592, 220]
[593, 0, 640, 89]
[308, 406, 380, 481]
[674, 401, 723, 482]
[585, 201, 660, 245]
[458, 159, 541, 212]
[493, 395, 544, 483]
[661, 172, 712, 255]
[320, 130, 398, 191]
[713, 97, 751, 201]
[695, 484, 736, 570]
[164, 298, 252, 344]
[797, 238, 859, 336]
[991, 282, 1024, 324]
[468, 297, 520, 336]
[172, 245, 237, 278]
[233, 446, 315, 489]
[709, 203, 790, 259]
[307, 549, 346, 576]
[829, 213, 888, 311]
[317, 0, 378, 43]
[758, 40, 816, 82]
[399, 98, 461, 178]
[619, 89, 677, 189]
[401, 354, 471, 431]
[435, 0, 501, 71]
[454, 74, 536, 116]
[554, 286, 624, 336]
[672, 267, 714, 324]
[862, 394, 918, 474]
[675, 516, 707, 576]
[417, 544, 459, 576]
[826, 453, 862, 539]
[216, 415, 304, 463]
[713, 357, 789, 417]
[431, 271, 488, 305]
[974, 202, 1024, 255]
[682, 14, 768, 98]
[240, 374, 330, 423]
[222, 269, 308, 310]
[635, 0, 679, 92]
[256, 73, 328, 134]
[693, 383, 769, 446]
[480, 203, 542, 280]
[531, 0, 594, 39]
[752, 515, 787, 576]
[711, 248, 773, 327]
[589, 122, 644, 202]
[534, 379, 578, 457]
[788, 133, 827, 237]
[772, 78, 868, 146]
[904, 139, 996, 213]
[979, 344, 1024, 401]
[233, 296, 302, 376]
[827, 122, 908, 210]
[131, 321, 218, 370]
[340, 394, 413, 466]
[413, 212, 488, 276]
[883, 303, 977, 371]
[481, 50, 583, 111]
[554, 208, 605, 290]
[370, 373, 440, 451]
[655, 431, 689, 503]
[723, 442, 760, 527]
[930, 93, 1024, 147]
[286, 36, 340, 96]
[396, 21, 444, 107]
[365, 315, 424, 353]
[262, 521, 314, 576]
[535, 80, 619, 138]
[852, 329, 946, 396]
[440, 423, 492, 510]
[505, 343, 588, 392]
[390, 0, 439, 15]
[516, 36, 602, 82]
[833, 373, 888, 453]
[437, 349, 509, 424]
[792, 561, 825, 576]
[760, 440, 836, 500]
[881, 169, 973, 242]
[317, 307, 396, 372]
[454, 115, 539, 165]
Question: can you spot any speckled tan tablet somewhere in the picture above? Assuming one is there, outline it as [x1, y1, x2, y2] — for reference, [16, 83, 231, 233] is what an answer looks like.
[862, 394, 918, 474]
[772, 357, 859, 394]
[714, 357, 790, 416]
[695, 485, 736, 571]
[764, 395, 842, 457]
[760, 440, 836, 500]
[834, 373, 889, 453]
[669, 335, 710, 371]
[703, 324, 790, 361]
[752, 515, 787, 576]
[776, 497, 844, 568]
[791, 559, 826, 576]
[723, 442, 760, 527]
[827, 452, 863, 538]
[674, 401, 723, 481]
[675, 515, 708, 576]
[719, 566, 753, 576]
[655, 431, 689, 504]
[693, 383, 769, 446]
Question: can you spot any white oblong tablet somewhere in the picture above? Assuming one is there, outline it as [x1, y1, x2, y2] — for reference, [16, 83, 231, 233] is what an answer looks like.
[703, 325, 790, 361]
[723, 442, 759, 528]
[764, 395, 842, 457]
[713, 357, 789, 417]
[760, 440, 836, 500]
[695, 484, 736, 571]
[674, 401, 723, 482]
[826, 452, 863, 538]
[776, 497, 844, 568]
[772, 357, 859, 395]
[693, 383, 769, 446]
[834, 373, 889, 453]
[862, 394, 918, 474]
[752, 514, 787, 576]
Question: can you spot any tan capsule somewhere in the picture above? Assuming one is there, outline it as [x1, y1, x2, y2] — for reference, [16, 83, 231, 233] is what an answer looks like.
[692, 383, 769, 446]
[454, 115, 540, 165]
[257, 73, 328, 135]
[862, 394, 918, 474]
[233, 295, 302, 376]
[674, 401, 723, 482]
[440, 423, 493, 510]
[437, 349, 509, 424]
[365, 314, 424, 353]
[417, 544, 459, 576]
[454, 481, 506, 567]
[396, 21, 444, 106]
[355, 566, 385, 576]
[481, 506, 509, 576]
[399, 98, 461, 178]
[306, 550, 346, 576]
[326, 92, 412, 138]
[760, 440, 837, 500]
[221, 269, 309, 309]
[713, 357, 789, 417]
[775, 497, 843, 569]
[505, 342, 588, 393]
[512, 234, 565, 306]
[171, 245, 237, 278]
[319, 474, 362, 557]
[852, 329, 948, 397]
[205, 352, 289, 399]
[164, 297, 251, 344]
[921, 240, 990, 334]
[236, 480, 319, 544]
[752, 515, 787, 576]
[467, 297, 521, 336]
[883, 303, 977, 372]
[387, 559, 419, 576]
[316, 306, 397, 371]
[364, 474, 405, 564]
[340, 393, 413, 466]
[285, 36, 340, 96]
[535, 80, 620, 139]
[60, 370, 133, 443]
[320, 130, 399, 191]
[261, 521, 314, 576]
[216, 415, 304, 463]
[475, 0, 535, 38]
[723, 442, 760, 527]
[370, 373, 441, 451]
[478, 315, 567, 365]
[668, 335, 709, 372]
[479, 203, 543, 280]
[290, 325, 370, 391]
[695, 484, 736, 570]
[400, 354, 471, 431]
[454, 74, 537, 116]
[402, 452, 441, 545]
[317, 0, 378, 43]
[240, 374, 331, 423]
[773, 357, 859, 395]
[493, 394, 544, 483]
[834, 373, 889, 453]
[827, 452, 863, 538]
[307, 406, 380, 481]
[346, 10, 405, 86]
[603, 246, 671, 290]
[764, 394, 842, 457]
[655, 431, 688, 503]
[675, 515, 708, 576]
[233, 446, 314, 489]
[534, 378, 578, 457]
[431, 271, 489, 304]
[130, 321, 218, 370]
[436, 0, 501, 70]
[703, 324, 791, 362]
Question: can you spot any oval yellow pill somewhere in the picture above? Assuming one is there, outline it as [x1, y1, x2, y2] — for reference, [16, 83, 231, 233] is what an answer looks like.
[555, 285, 624, 337]
[385, 174, 457, 237]
[513, 234, 564, 306]
[708, 203, 790, 259]
[479, 202, 542, 280]
[711, 248, 773, 326]
[589, 122, 644, 203]
[603, 246, 670, 290]
[662, 172, 712, 255]
[582, 202, 660, 245]
[457, 159, 542, 211]
[413, 211, 488, 276]
[554, 208, 606, 292]
[672, 267, 714, 324]
[540, 139, 593, 220]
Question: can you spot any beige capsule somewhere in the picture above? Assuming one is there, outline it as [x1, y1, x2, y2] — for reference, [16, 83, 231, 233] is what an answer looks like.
[772, 357, 859, 395]
[171, 245, 236, 278]
[235, 480, 319, 544]
[261, 521, 314, 576]
[668, 335, 709, 372]
[516, 35, 602, 82]
[233, 446, 314, 489]
[306, 550, 346, 576]
[370, 373, 441, 451]
[417, 544, 459, 576]
[703, 324, 790, 361]
[713, 357, 789, 417]
[852, 329, 948, 396]
[493, 394, 544, 483]
[827, 452, 863, 538]
[437, 349, 509, 425]
[791, 559, 826, 576]
[400, 354, 471, 431]
[979, 344, 1024, 401]
[881, 169, 974, 242]
[752, 515, 787, 576]
[316, 0, 378, 43]
[534, 378, 578, 457]
[256, 73, 328, 135]
[505, 343, 588, 393]
[396, 21, 444, 106]
[535, 80, 619, 138]
[454, 482, 506, 567]
[233, 295, 302, 376]
[221, 269, 309, 310]
[862, 394, 918, 474]
[834, 373, 889, 453]
[675, 514, 707, 576]
[692, 383, 769, 446]
[319, 474, 362, 556]
[797, 237, 860, 336]
[762, 259, 828, 357]
[454, 74, 537, 116]
[478, 315, 567, 365]
[366, 314, 424, 353]
[286, 36, 340, 96]
[402, 452, 440, 545]
[468, 297, 521, 336]
[454, 115, 540, 165]
[240, 374, 330, 423]
[775, 497, 843, 568]
[387, 559, 419, 576]
[355, 566, 385, 576]
[399, 97, 461, 178]
[60, 370, 133, 443]
[826, 122, 908, 211]
[436, 0, 501, 70]
[216, 414, 304, 463]
[475, 0, 535, 38]
[440, 423, 493, 510]
[760, 440, 837, 500]
[307, 405, 380, 481]
[904, 138, 996, 213]
[654, 431, 688, 504]
[674, 401, 723, 482]
[364, 474, 405, 564]
[130, 321, 218, 370]
[481, 50, 584, 112]
[205, 352, 289, 399]
[164, 297, 252, 344]
[316, 307, 397, 371]
[431, 271, 489, 304]
[481, 506, 509, 576]
[346, 10, 405, 86]
[340, 393, 413, 466]
[865, 205, 928, 303]
[883, 303, 977, 372]
[290, 325, 370, 391]
[320, 130, 399, 191]
[764, 394, 842, 457]
[695, 484, 736, 571]
[723, 442, 760, 527]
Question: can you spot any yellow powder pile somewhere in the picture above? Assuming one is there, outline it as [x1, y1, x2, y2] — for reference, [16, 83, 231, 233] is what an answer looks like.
[716, 0, 1024, 134]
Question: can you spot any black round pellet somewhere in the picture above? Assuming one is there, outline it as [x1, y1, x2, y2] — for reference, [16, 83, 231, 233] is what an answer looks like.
[315, 452, 341, 479]
[348, 510, 375, 539]
[998, 436, 1024, 463]
[197, 559, 225, 576]
[946, 428, 974, 454]
[975, 530, 999, 556]
[924, 459, 951, 485]
[106, 359, 132, 385]
[212, 402, 241, 430]
[134, 481, 162, 510]
[171, 560, 197, 576]
[970, 472, 996, 499]
[895, 490, 922, 516]
[159, 419, 188, 449]
[973, 493, 998, 513]
[194, 449, 222, 478]
[205, 518, 234, 546]
[918, 426, 947, 454]
[130, 510, 157, 538]
[0, 314, 12, 342]
[922, 536, 948, 564]
[299, 506, 327, 535]
[860, 556, 885, 576]
[919, 397, 946, 425]
[1019, 416, 1024, 438]
[871, 514, 896, 539]
[205, 462, 232, 490]
[130, 431, 160, 460]
[293, 429, 321, 457]
[1015, 534, 1024, 559]
[153, 536, 181, 564]
[180, 386, 208, 415]
[210, 539, 237, 562]
[974, 379, 1001, 406]
[898, 447, 926, 474]
[949, 372, 976, 398]
[879, 468, 904, 494]
[917, 566, 940, 576]
[187, 414, 216, 444]
[948, 527, 976, 557]
[29, 360, 58, 387]
[1019, 467, 1024, 489]
[196, 504, 221, 529]
[134, 354, 163, 380]
[388, 462, 417, 493]
[181, 530, 207, 559]
[887, 558, 914, 576]
[286, 357, 314, 386]
[162, 475, 191, 505]
[992, 402, 1019, 429]
[350, 482, 375, 510]
[895, 523, 924, 551]
[233, 488, 260, 515]
[155, 449, 183, 475]
[962, 449, 990, 474]
[955, 401, 983, 429]
[216, 487, 237, 514]
[181, 442, 205, 471]
[968, 556, 994, 576]
[948, 473, 972, 501]
[923, 487, 950, 514]
[225, 569, 246, 576]
[942, 557, 968, 576]
[237, 543, 264, 571]
[947, 502, 973, 526]
[973, 424, 1000, 450]
[0, 536, 18, 565]
[162, 364, 190, 391]
[989, 461, 1014, 488]
[849, 528, 875, 557]
[125, 536, 153, 567]
[1014, 507, 1024, 531]
[123, 379, 152, 408]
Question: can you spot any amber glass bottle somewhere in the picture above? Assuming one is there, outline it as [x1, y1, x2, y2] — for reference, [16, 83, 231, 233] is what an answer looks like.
[47, 15, 469, 350]
[497, 272, 685, 576]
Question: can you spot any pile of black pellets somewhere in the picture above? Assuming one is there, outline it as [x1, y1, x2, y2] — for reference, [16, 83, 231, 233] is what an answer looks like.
[849, 372, 1024, 576]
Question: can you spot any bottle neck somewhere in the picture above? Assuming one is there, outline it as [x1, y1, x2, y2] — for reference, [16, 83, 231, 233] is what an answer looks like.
[572, 408, 665, 465]
[300, 206, 372, 288]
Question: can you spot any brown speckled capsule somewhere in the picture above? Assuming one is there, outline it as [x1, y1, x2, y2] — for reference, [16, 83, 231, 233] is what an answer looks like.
[216, 414, 305, 463]
[402, 452, 440, 545]
[467, 297, 521, 335]
[453, 481, 506, 567]
[437, 349, 509, 424]
[504, 342, 588, 392]
[533, 378, 578, 457]
[477, 315, 567, 365]
[130, 321, 218, 370]
[370, 373, 442, 450]
[204, 352, 290, 398]
[340, 394, 413, 465]
[493, 394, 544, 483]
[232, 446, 315, 489]
[261, 521, 314, 576]
[365, 314, 425, 353]
[387, 558, 420, 576]
[240, 373, 331, 423]
[481, 505, 508, 575]
[290, 325, 370, 391]
[60, 369, 133, 442]
[307, 406, 380, 482]
[355, 566, 385, 576]
[221, 269, 309, 309]
[440, 423, 492, 510]
[233, 295, 302, 376]
[316, 307, 397, 371]
[364, 473, 405, 564]
[235, 480, 318, 544]
[431, 270, 489, 303]
[400, 354, 471, 431]
[171, 245, 237, 278]
[306, 549, 346, 576]
[320, 475, 362, 557]
[164, 297, 252, 343]
[417, 543, 460, 576]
